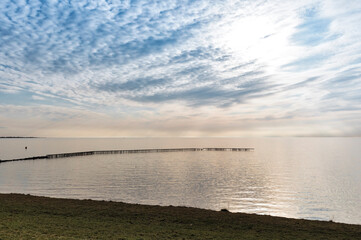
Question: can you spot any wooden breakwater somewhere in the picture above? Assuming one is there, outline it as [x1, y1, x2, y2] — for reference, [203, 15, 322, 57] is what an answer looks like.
[0, 148, 254, 164]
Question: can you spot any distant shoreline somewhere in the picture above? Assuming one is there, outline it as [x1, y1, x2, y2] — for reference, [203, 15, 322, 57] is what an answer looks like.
[0, 137, 39, 138]
[0, 193, 360, 239]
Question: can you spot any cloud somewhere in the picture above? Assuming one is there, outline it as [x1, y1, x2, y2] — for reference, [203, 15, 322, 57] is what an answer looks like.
[0, 0, 218, 75]
[128, 77, 274, 108]
[0, 0, 361, 136]
[97, 77, 169, 92]
[321, 67, 361, 109]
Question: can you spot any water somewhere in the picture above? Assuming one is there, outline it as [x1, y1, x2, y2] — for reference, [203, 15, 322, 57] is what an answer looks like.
[0, 137, 360, 224]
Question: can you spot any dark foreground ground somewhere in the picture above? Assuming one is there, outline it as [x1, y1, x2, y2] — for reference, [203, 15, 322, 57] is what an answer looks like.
[0, 194, 360, 239]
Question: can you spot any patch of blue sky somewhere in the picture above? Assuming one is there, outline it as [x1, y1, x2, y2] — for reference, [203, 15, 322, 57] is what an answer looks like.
[282, 53, 332, 71]
[292, 18, 330, 45]
[0, 91, 38, 106]
[291, 6, 340, 46]
[0, 90, 77, 107]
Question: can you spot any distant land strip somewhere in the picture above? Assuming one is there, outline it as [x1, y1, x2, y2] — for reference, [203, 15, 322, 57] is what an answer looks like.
[0, 148, 254, 163]
[0, 136, 39, 138]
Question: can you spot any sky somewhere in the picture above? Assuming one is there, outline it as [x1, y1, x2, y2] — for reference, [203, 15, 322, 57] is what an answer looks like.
[0, 0, 361, 137]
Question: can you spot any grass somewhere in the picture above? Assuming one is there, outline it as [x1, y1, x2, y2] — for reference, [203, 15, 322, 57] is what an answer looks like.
[0, 194, 360, 239]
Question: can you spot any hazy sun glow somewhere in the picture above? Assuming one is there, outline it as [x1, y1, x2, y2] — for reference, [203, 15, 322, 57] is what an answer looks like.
[225, 16, 275, 52]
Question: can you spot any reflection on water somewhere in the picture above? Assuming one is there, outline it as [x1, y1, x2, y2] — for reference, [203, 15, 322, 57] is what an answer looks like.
[0, 137, 360, 224]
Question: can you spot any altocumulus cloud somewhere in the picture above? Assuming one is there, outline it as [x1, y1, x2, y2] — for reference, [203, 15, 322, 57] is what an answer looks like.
[0, 0, 361, 136]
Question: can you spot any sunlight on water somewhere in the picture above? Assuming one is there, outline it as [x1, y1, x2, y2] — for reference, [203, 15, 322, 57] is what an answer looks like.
[0, 137, 360, 224]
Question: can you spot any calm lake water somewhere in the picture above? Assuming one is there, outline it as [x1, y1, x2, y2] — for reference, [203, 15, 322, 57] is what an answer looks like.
[0, 137, 360, 224]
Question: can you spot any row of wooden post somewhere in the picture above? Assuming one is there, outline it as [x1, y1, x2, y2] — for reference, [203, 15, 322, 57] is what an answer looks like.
[0, 148, 254, 163]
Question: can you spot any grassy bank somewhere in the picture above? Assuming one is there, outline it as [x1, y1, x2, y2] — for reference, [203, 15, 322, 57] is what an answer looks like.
[0, 194, 360, 239]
